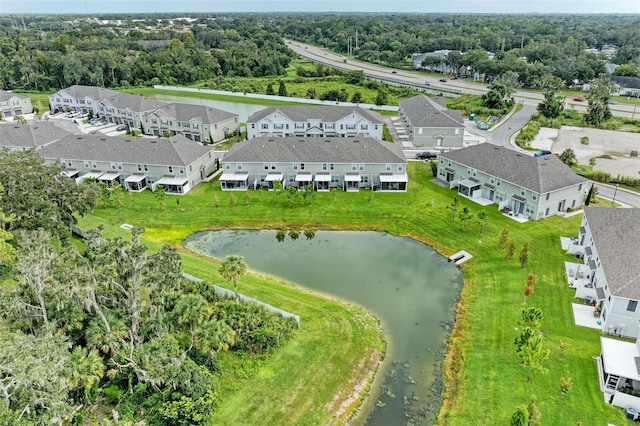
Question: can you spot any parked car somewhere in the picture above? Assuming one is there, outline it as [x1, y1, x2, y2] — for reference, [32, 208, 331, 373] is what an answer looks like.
[416, 151, 438, 160]
[534, 151, 552, 157]
[573, 97, 586, 102]
[439, 78, 447, 82]
[115, 125, 127, 131]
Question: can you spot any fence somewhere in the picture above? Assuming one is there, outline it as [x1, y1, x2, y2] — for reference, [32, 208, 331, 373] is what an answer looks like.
[183, 273, 301, 328]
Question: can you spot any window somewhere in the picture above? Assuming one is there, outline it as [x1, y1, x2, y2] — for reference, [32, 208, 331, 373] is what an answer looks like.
[225, 164, 231, 170]
[398, 164, 403, 171]
[236, 164, 242, 171]
[293, 163, 298, 170]
[496, 180, 501, 186]
[628, 300, 638, 312]
[578, 184, 583, 192]
[374, 125, 379, 130]
[322, 163, 328, 170]
[84, 161, 90, 168]
[264, 163, 269, 170]
[137, 164, 143, 172]
[520, 189, 525, 196]
[532, 194, 537, 201]
[301, 163, 305, 170]
[91, 161, 97, 168]
[295, 123, 305, 129]
[386, 164, 391, 171]
[546, 193, 550, 201]
[330, 163, 335, 171]
[179, 167, 185, 174]
[359, 164, 364, 171]
[351, 163, 357, 171]
[261, 123, 268, 130]
[274, 123, 284, 130]
[251, 124, 255, 129]
[490, 178, 495, 184]
[168, 166, 173, 173]
[189, 165, 192, 172]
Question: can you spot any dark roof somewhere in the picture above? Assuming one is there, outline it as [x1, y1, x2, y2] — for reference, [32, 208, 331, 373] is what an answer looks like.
[39, 133, 213, 166]
[58, 85, 121, 100]
[440, 143, 587, 193]
[247, 106, 383, 124]
[399, 95, 463, 128]
[151, 102, 238, 124]
[0, 90, 29, 102]
[584, 207, 640, 300]
[223, 136, 405, 164]
[0, 122, 71, 148]
[101, 93, 166, 113]
[611, 76, 640, 90]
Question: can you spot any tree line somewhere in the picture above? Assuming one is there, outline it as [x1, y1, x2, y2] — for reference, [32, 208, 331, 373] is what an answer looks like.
[1, 13, 638, 92]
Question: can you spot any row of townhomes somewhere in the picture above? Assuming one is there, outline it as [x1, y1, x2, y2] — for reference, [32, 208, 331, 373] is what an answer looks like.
[0, 122, 217, 195]
[49, 85, 240, 143]
[564, 207, 640, 412]
[438, 143, 588, 220]
[220, 135, 407, 192]
[398, 95, 465, 150]
[245, 106, 384, 140]
[0, 90, 33, 119]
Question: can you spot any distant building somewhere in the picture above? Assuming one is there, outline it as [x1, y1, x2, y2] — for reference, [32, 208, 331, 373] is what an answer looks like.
[246, 106, 383, 140]
[610, 76, 640, 97]
[0, 90, 33, 119]
[49, 85, 239, 143]
[398, 95, 464, 149]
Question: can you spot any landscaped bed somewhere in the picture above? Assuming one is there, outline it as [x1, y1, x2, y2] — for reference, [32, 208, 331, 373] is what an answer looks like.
[78, 162, 632, 425]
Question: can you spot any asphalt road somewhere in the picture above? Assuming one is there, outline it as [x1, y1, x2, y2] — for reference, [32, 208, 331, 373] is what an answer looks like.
[595, 184, 640, 208]
[285, 39, 640, 118]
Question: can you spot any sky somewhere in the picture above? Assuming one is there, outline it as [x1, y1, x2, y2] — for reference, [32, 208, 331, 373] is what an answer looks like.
[1, 0, 639, 15]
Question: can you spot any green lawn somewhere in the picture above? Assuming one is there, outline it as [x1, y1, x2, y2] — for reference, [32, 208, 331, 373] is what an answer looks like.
[78, 162, 632, 425]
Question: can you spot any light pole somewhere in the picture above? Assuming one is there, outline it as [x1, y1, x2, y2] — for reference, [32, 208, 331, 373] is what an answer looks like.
[612, 183, 619, 205]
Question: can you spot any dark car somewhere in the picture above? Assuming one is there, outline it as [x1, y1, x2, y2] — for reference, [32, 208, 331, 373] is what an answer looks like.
[534, 151, 552, 157]
[116, 125, 127, 131]
[416, 151, 438, 160]
[439, 78, 447, 82]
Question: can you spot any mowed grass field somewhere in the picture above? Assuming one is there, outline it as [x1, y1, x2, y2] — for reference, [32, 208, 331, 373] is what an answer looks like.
[78, 162, 633, 425]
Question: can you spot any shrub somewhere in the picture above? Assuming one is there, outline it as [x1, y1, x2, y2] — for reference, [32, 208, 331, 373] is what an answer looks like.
[580, 136, 589, 145]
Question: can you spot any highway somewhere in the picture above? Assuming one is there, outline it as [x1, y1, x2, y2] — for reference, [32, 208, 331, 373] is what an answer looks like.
[285, 39, 640, 118]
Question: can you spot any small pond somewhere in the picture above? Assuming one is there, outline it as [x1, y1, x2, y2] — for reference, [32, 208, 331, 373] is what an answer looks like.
[184, 230, 462, 425]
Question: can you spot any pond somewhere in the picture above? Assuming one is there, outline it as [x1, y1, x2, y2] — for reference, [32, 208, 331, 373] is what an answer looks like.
[183, 230, 462, 425]
[152, 94, 267, 122]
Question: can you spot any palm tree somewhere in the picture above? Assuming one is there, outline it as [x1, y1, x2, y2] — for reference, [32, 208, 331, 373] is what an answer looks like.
[67, 346, 105, 403]
[173, 294, 211, 350]
[194, 319, 236, 358]
[220, 255, 247, 303]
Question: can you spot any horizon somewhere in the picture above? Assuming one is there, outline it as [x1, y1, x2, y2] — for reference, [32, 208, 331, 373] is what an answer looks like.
[1, 0, 639, 15]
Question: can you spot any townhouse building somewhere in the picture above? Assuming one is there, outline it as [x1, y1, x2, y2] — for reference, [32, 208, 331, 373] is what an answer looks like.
[246, 106, 384, 140]
[398, 95, 464, 149]
[220, 136, 407, 192]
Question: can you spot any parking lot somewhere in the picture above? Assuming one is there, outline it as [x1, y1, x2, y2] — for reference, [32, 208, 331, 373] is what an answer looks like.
[47, 111, 128, 136]
[531, 126, 640, 178]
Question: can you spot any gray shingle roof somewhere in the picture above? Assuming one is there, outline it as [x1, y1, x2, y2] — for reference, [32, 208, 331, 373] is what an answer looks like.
[101, 93, 167, 113]
[59, 85, 121, 100]
[399, 95, 464, 128]
[247, 106, 383, 124]
[440, 143, 587, 193]
[0, 122, 71, 148]
[223, 136, 405, 164]
[151, 102, 238, 124]
[0, 90, 29, 102]
[39, 133, 213, 166]
[584, 207, 640, 300]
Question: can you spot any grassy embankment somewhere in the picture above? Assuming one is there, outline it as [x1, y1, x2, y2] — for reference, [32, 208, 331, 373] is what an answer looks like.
[78, 162, 632, 425]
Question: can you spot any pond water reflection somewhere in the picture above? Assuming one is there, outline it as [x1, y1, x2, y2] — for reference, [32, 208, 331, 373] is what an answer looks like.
[184, 230, 462, 425]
